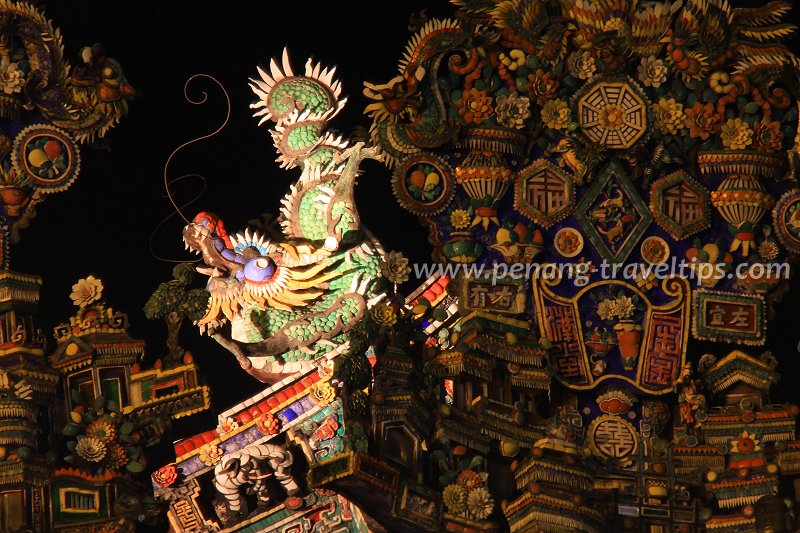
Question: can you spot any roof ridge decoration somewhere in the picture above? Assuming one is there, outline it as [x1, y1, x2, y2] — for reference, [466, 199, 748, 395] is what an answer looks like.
[357, 0, 800, 530]
[53, 276, 131, 343]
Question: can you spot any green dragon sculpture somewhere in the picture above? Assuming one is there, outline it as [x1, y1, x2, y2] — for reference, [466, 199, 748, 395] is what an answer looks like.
[183, 50, 387, 383]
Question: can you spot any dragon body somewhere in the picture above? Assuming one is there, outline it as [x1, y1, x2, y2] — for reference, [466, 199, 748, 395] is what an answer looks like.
[184, 51, 386, 383]
[364, 18, 464, 165]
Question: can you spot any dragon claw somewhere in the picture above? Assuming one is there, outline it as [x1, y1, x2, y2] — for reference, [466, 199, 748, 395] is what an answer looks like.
[356, 277, 370, 295]
[366, 293, 386, 308]
[348, 273, 360, 294]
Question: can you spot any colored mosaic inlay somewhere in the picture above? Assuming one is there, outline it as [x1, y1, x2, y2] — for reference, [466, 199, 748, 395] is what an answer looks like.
[649, 171, 711, 240]
[513, 159, 574, 228]
[576, 79, 649, 149]
[574, 161, 652, 264]
[692, 290, 766, 346]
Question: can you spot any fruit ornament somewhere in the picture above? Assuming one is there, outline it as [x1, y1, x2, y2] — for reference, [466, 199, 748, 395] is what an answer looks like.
[685, 239, 734, 288]
[490, 217, 544, 263]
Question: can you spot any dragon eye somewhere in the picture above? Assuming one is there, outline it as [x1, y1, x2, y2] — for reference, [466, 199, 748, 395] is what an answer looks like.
[243, 256, 276, 282]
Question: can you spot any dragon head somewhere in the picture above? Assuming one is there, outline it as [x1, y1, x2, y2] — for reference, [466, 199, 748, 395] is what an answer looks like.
[363, 67, 425, 124]
[183, 212, 334, 334]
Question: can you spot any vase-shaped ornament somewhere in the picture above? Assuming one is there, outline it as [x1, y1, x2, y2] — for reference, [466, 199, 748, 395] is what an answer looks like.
[614, 320, 643, 370]
[442, 231, 484, 263]
[710, 174, 774, 256]
[455, 150, 514, 230]
[0, 186, 30, 217]
[699, 151, 780, 256]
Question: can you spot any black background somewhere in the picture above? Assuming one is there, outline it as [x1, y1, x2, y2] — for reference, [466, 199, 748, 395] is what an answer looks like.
[18, 1, 800, 444]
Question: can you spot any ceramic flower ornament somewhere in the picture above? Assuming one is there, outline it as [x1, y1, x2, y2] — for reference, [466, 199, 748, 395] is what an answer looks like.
[495, 93, 530, 129]
[0, 59, 24, 95]
[152, 464, 179, 488]
[75, 436, 106, 462]
[380, 251, 411, 285]
[70, 275, 104, 308]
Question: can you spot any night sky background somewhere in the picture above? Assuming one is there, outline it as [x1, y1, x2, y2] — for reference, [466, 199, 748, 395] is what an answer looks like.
[14, 1, 800, 448]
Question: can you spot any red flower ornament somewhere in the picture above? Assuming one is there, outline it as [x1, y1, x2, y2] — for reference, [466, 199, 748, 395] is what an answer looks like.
[256, 412, 281, 436]
[152, 464, 179, 487]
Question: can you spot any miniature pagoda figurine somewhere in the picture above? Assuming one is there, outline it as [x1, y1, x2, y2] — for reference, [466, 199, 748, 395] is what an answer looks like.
[47, 277, 210, 530]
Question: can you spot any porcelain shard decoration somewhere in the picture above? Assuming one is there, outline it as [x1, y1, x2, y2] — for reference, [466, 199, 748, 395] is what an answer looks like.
[710, 174, 775, 256]
[11, 125, 81, 193]
[392, 153, 455, 216]
[575, 78, 649, 150]
[0, 3, 135, 268]
[142, 0, 800, 530]
[183, 50, 387, 383]
[532, 276, 690, 394]
[773, 189, 800, 254]
[514, 159, 575, 228]
[588, 415, 638, 460]
[692, 290, 766, 346]
[575, 161, 652, 264]
[649, 171, 711, 240]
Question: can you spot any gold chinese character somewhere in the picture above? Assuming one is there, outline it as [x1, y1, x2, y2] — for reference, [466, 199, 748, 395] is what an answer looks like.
[708, 304, 726, 326]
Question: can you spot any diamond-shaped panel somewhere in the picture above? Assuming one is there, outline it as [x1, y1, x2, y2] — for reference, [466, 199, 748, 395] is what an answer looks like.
[575, 161, 652, 263]
[514, 160, 574, 228]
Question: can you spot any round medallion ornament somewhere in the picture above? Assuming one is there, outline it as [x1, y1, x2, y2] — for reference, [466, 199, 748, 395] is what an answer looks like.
[576, 78, 649, 149]
[773, 189, 800, 254]
[640, 236, 670, 264]
[392, 153, 454, 216]
[554, 227, 584, 258]
[12, 125, 80, 193]
[588, 414, 638, 460]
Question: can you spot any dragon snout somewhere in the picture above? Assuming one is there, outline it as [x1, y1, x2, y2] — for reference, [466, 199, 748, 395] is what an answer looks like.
[182, 223, 214, 253]
[182, 223, 206, 255]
